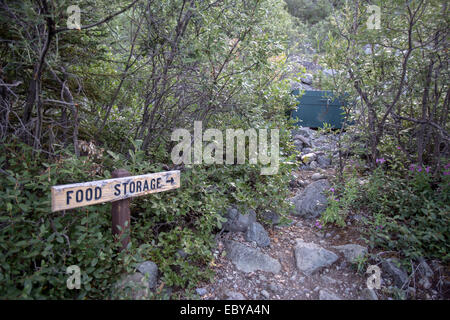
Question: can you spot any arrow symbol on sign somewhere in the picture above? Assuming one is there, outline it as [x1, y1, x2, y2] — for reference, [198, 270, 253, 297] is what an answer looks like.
[166, 177, 174, 185]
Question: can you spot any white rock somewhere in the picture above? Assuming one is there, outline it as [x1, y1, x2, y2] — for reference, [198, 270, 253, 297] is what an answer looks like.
[301, 153, 317, 164]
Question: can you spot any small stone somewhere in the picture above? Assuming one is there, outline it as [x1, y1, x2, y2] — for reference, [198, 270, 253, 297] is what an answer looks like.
[358, 179, 368, 186]
[360, 288, 378, 300]
[176, 249, 188, 259]
[301, 73, 313, 85]
[317, 155, 332, 168]
[196, 288, 207, 296]
[160, 286, 173, 299]
[261, 211, 281, 225]
[311, 172, 325, 181]
[419, 277, 432, 290]
[406, 287, 416, 298]
[245, 222, 270, 247]
[298, 180, 308, 187]
[294, 134, 311, 147]
[319, 290, 341, 300]
[301, 153, 317, 164]
[261, 290, 270, 299]
[268, 283, 278, 293]
[226, 291, 245, 300]
[418, 259, 434, 278]
[322, 276, 340, 285]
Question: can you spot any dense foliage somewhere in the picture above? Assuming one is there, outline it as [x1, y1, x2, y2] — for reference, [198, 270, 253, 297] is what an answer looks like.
[0, 0, 298, 299]
[313, 0, 449, 263]
[1, 0, 448, 299]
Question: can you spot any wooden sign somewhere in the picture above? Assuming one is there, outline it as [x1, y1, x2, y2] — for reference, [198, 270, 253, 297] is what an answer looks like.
[51, 170, 180, 212]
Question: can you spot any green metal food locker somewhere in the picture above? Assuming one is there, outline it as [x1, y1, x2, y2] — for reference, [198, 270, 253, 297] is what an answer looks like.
[291, 90, 349, 129]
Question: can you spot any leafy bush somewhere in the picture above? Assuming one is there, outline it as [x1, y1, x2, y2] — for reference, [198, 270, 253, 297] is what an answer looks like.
[0, 133, 296, 298]
[0, 0, 298, 300]
[0, 142, 132, 299]
[361, 165, 450, 262]
[321, 157, 449, 264]
[320, 174, 360, 227]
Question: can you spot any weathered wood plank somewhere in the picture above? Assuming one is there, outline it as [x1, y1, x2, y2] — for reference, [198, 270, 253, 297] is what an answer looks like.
[51, 170, 180, 212]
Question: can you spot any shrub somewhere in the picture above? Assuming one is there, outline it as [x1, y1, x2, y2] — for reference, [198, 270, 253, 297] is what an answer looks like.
[361, 164, 450, 262]
[0, 135, 296, 298]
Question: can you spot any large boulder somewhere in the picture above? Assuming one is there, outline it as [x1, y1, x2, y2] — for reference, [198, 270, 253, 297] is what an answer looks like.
[382, 258, 409, 288]
[223, 207, 256, 232]
[294, 239, 339, 275]
[224, 240, 281, 274]
[290, 180, 330, 218]
[245, 222, 270, 247]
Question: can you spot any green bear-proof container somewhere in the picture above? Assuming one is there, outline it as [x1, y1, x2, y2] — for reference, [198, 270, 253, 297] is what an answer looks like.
[291, 90, 350, 129]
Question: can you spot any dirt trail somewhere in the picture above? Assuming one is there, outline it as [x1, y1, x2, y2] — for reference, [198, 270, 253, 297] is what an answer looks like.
[195, 215, 368, 300]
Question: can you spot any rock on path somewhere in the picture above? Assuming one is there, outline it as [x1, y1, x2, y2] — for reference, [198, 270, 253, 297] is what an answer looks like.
[294, 239, 339, 275]
[290, 180, 330, 218]
[245, 222, 271, 247]
[224, 240, 281, 274]
[223, 207, 256, 232]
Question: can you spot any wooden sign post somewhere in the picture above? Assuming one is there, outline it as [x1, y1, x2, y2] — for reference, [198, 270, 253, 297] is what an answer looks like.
[111, 169, 131, 250]
[51, 169, 180, 250]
